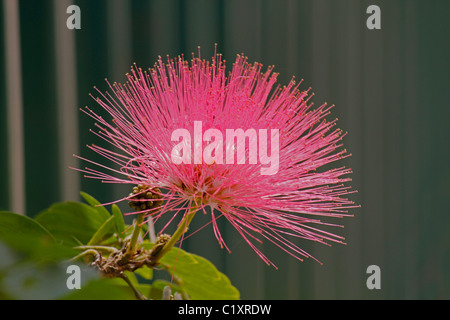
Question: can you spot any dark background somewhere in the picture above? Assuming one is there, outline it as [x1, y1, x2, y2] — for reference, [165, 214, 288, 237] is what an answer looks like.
[1, 0, 449, 299]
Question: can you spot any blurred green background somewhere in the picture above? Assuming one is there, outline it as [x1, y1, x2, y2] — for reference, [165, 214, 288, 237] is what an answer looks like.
[1, 0, 449, 299]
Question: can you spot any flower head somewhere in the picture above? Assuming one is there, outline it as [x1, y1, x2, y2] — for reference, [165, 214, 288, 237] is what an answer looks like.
[76, 47, 357, 268]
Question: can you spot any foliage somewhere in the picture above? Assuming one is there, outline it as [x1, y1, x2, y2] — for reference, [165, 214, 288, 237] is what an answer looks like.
[0, 193, 239, 300]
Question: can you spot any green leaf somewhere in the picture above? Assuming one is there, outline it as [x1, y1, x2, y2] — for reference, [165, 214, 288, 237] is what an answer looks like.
[134, 265, 153, 280]
[111, 204, 126, 238]
[0, 211, 53, 239]
[142, 243, 240, 300]
[87, 216, 116, 246]
[80, 192, 111, 220]
[35, 202, 110, 246]
[0, 211, 75, 262]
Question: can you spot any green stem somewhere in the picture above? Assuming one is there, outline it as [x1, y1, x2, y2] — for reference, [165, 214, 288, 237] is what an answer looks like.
[126, 211, 146, 257]
[120, 273, 148, 300]
[70, 249, 99, 262]
[74, 245, 118, 253]
[151, 202, 199, 263]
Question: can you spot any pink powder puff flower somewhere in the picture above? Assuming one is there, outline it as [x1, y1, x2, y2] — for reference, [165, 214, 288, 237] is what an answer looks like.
[75, 47, 358, 268]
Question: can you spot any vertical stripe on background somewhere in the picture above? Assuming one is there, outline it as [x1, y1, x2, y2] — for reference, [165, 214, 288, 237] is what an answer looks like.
[285, 0, 300, 300]
[107, 0, 132, 202]
[403, 1, 419, 299]
[288, 0, 315, 300]
[107, 0, 131, 81]
[342, 0, 363, 298]
[311, 0, 335, 299]
[54, 0, 79, 201]
[149, 0, 181, 58]
[382, 1, 404, 299]
[184, 0, 220, 55]
[362, 0, 384, 299]
[3, 0, 25, 214]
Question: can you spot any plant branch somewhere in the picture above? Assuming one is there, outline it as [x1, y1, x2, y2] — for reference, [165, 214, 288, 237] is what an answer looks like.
[74, 245, 118, 253]
[150, 201, 199, 264]
[70, 249, 99, 262]
[120, 273, 148, 300]
[125, 211, 146, 258]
